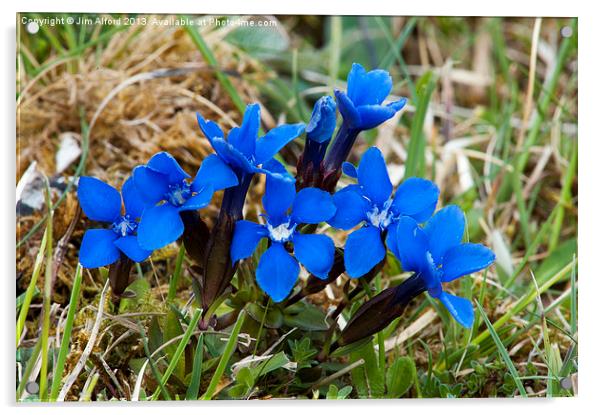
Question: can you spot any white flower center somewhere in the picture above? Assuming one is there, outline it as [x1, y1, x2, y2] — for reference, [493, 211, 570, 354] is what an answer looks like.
[112, 215, 137, 237]
[267, 221, 296, 243]
[366, 199, 393, 230]
[166, 182, 191, 206]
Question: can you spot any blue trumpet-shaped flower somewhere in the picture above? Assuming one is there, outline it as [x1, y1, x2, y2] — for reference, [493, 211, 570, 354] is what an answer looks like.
[328, 147, 439, 278]
[334, 62, 407, 131]
[77, 176, 152, 268]
[395, 206, 496, 327]
[322, 64, 407, 178]
[197, 103, 305, 219]
[230, 160, 337, 302]
[197, 103, 305, 179]
[134, 151, 237, 250]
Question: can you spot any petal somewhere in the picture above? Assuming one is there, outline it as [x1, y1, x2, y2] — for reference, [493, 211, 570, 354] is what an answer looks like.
[254, 123, 306, 165]
[137, 204, 184, 250]
[79, 229, 120, 268]
[256, 242, 300, 303]
[424, 205, 466, 265]
[356, 105, 397, 130]
[328, 187, 369, 230]
[385, 219, 399, 258]
[334, 89, 361, 128]
[388, 98, 408, 112]
[191, 154, 239, 192]
[306, 95, 337, 143]
[441, 243, 496, 283]
[146, 152, 190, 183]
[114, 235, 153, 263]
[231, 220, 268, 262]
[77, 176, 121, 223]
[344, 225, 386, 278]
[291, 188, 336, 224]
[178, 186, 214, 212]
[438, 291, 475, 328]
[394, 216, 428, 274]
[122, 177, 148, 220]
[211, 137, 257, 174]
[342, 161, 358, 178]
[228, 103, 260, 157]
[357, 147, 392, 206]
[196, 112, 225, 143]
[347, 63, 392, 106]
[391, 177, 440, 222]
[292, 233, 335, 279]
[262, 159, 296, 222]
[133, 165, 170, 204]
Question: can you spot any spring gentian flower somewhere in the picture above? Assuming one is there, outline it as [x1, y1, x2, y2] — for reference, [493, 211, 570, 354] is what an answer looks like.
[133, 151, 237, 250]
[395, 206, 496, 327]
[322, 63, 407, 181]
[77, 176, 152, 268]
[230, 160, 336, 302]
[328, 147, 439, 278]
[334, 62, 407, 131]
[197, 103, 305, 220]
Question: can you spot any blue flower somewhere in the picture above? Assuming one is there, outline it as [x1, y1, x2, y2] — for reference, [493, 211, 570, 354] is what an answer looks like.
[322, 64, 407, 188]
[230, 160, 337, 302]
[197, 103, 305, 219]
[134, 151, 237, 250]
[196, 103, 305, 178]
[77, 176, 152, 268]
[334, 62, 407, 131]
[328, 147, 439, 278]
[394, 206, 496, 327]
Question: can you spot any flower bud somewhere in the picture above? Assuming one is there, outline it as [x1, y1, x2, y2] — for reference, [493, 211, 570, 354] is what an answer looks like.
[336, 273, 426, 347]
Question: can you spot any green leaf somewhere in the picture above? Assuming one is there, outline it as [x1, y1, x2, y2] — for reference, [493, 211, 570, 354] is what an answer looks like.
[289, 337, 317, 370]
[250, 351, 292, 379]
[283, 301, 328, 331]
[386, 356, 416, 398]
[246, 302, 284, 329]
[337, 385, 353, 399]
[326, 384, 339, 399]
[163, 309, 186, 380]
[350, 341, 385, 398]
[118, 278, 150, 313]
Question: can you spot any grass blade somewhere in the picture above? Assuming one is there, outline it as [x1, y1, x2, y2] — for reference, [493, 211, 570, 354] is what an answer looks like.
[16, 229, 48, 345]
[38, 180, 54, 401]
[183, 20, 246, 115]
[404, 71, 437, 179]
[201, 310, 246, 400]
[167, 244, 185, 303]
[151, 309, 202, 400]
[185, 333, 205, 400]
[474, 258, 575, 345]
[475, 301, 527, 397]
[49, 264, 83, 401]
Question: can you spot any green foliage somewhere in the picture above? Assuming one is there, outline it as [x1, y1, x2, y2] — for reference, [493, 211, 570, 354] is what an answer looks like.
[386, 356, 416, 398]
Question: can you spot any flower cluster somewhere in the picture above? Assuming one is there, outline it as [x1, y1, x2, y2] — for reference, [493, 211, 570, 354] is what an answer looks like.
[77, 62, 496, 330]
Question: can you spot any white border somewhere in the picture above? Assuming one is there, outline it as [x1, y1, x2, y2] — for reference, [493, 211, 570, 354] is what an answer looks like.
[3, 1, 599, 414]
